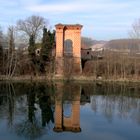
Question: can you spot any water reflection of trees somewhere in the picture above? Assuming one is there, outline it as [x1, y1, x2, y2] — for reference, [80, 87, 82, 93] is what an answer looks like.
[0, 82, 15, 128]
[39, 93, 54, 127]
[87, 83, 140, 124]
[0, 82, 139, 139]
[0, 82, 55, 139]
[15, 83, 55, 139]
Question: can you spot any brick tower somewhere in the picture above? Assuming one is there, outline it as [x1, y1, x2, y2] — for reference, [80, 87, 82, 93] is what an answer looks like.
[55, 24, 83, 77]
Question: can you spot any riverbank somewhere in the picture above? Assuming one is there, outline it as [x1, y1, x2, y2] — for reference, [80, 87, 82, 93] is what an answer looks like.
[0, 75, 140, 83]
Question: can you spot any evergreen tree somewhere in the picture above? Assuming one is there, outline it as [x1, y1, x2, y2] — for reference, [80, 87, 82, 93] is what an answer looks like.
[40, 27, 55, 61]
[40, 27, 52, 61]
[40, 27, 55, 73]
[48, 30, 55, 48]
[0, 43, 3, 73]
[0, 43, 3, 57]
[0, 29, 3, 74]
[0, 28, 3, 58]
[0, 39, 3, 58]
[28, 34, 35, 57]
[8, 26, 15, 55]
[28, 34, 41, 75]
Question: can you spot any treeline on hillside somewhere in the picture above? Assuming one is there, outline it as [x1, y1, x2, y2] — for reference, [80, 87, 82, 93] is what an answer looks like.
[104, 39, 140, 52]
[81, 37, 106, 49]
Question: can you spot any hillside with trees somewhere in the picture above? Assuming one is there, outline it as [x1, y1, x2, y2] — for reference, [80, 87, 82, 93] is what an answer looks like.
[104, 39, 140, 53]
[81, 37, 106, 49]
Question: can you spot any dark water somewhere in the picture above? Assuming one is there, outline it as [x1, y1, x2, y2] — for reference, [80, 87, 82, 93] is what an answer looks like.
[0, 81, 140, 140]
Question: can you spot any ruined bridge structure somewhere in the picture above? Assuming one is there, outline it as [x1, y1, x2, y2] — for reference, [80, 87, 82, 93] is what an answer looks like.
[55, 24, 83, 76]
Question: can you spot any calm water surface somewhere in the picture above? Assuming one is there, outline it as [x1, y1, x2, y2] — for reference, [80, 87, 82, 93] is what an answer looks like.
[0, 82, 140, 140]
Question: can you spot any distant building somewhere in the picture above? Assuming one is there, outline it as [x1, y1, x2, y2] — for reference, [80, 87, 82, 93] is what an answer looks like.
[35, 48, 41, 56]
[81, 48, 92, 60]
[90, 43, 104, 52]
[81, 43, 104, 60]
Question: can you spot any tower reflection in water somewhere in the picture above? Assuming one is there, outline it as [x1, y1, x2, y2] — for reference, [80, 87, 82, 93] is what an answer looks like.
[53, 83, 81, 132]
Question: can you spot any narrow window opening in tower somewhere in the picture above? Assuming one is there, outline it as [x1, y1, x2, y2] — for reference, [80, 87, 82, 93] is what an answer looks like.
[64, 39, 73, 57]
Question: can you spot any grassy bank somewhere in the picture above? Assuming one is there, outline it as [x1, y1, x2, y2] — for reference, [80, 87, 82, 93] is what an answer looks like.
[0, 75, 140, 83]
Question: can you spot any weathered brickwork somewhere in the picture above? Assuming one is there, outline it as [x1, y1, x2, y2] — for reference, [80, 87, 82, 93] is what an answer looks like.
[55, 24, 83, 76]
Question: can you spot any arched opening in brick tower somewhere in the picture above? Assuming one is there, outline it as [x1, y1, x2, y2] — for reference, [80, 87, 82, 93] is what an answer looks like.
[64, 39, 73, 57]
[63, 101, 72, 118]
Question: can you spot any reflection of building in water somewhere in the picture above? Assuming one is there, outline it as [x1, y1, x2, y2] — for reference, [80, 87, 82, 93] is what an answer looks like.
[53, 83, 81, 132]
[80, 88, 90, 104]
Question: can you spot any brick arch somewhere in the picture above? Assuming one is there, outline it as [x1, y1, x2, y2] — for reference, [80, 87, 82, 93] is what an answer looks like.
[64, 39, 73, 56]
[55, 24, 83, 76]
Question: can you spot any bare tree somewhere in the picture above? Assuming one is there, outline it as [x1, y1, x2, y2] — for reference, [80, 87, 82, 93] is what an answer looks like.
[130, 19, 140, 38]
[16, 15, 48, 42]
[8, 26, 15, 54]
[6, 26, 17, 78]
[130, 18, 140, 51]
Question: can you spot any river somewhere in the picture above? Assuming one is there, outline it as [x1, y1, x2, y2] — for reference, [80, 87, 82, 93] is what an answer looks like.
[0, 81, 140, 140]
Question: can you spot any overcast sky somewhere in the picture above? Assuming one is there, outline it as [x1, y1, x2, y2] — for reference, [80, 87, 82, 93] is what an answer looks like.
[0, 0, 140, 40]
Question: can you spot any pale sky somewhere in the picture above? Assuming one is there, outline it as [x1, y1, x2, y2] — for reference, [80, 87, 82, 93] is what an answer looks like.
[0, 0, 140, 40]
